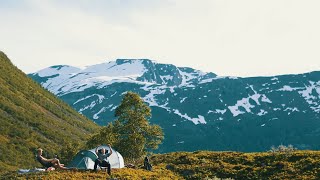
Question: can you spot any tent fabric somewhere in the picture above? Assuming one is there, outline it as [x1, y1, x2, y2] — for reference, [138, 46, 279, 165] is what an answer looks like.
[68, 145, 124, 169]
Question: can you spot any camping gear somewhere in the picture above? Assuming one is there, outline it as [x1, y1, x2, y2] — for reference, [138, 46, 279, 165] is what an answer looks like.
[144, 156, 152, 171]
[18, 168, 46, 174]
[68, 145, 124, 169]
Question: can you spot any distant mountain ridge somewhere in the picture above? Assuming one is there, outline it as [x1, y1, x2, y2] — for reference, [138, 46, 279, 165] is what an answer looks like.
[30, 59, 320, 153]
[32, 59, 217, 96]
[0, 52, 99, 172]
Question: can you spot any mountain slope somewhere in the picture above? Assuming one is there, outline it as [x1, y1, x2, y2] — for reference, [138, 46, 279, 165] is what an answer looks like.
[0, 52, 99, 172]
[29, 59, 320, 153]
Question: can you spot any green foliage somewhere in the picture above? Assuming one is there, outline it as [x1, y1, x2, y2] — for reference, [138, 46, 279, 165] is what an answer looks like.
[0, 51, 100, 173]
[86, 123, 118, 149]
[114, 92, 164, 159]
[86, 92, 164, 161]
[59, 141, 82, 165]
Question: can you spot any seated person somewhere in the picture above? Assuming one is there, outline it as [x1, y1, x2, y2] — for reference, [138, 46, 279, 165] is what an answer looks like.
[94, 144, 112, 175]
[36, 148, 68, 170]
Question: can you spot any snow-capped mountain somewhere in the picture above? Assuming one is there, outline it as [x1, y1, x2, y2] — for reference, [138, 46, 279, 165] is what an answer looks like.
[29, 59, 320, 152]
[33, 59, 216, 96]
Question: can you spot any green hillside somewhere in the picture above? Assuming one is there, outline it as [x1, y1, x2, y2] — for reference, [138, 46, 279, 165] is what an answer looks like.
[0, 52, 99, 173]
[3, 150, 320, 179]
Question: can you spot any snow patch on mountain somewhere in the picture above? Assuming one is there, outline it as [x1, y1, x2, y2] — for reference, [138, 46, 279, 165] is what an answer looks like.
[110, 106, 118, 111]
[157, 102, 171, 112]
[199, 76, 239, 84]
[251, 94, 261, 105]
[110, 92, 117, 97]
[278, 85, 303, 92]
[180, 97, 187, 103]
[74, 94, 105, 105]
[93, 107, 107, 120]
[228, 91, 272, 117]
[79, 100, 98, 113]
[199, 78, 216, 84]
[142, 85, 166, 106]
[298, 82, 317, 103]
[173, 110, 207, 124]
[169, 87, 175, 93]
[216, 109, 227, 114]
[178, 69, 214, 87]
[257, 109, 268, 116]
[228, 98, 252, 117]
[261, 95, 272, 103]
[208, 109, 227, 115]
[77, 94, 107, 114]
[106, 104, 113, 109]
[36, 65, 81, 77]
[179, 70, 200, 85]
[85, 60, 147, 78]
[284, 107, 299, 112]
[160, 75, 173, 82]
[298, 81, 320, 112]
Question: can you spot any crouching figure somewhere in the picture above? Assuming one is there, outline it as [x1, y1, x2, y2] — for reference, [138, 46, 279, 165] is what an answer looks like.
[94, 144, 113, 175]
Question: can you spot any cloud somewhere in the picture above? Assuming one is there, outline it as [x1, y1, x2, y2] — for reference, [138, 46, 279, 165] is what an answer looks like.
[1, 0, 320, 76]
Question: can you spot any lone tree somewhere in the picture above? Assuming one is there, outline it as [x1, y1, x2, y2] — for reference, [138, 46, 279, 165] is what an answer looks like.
[114, 91, 164, 160]
[86, 92, 164, 160]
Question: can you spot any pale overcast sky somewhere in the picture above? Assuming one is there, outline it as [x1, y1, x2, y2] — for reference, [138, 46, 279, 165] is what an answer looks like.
[1, 0, 320, 77]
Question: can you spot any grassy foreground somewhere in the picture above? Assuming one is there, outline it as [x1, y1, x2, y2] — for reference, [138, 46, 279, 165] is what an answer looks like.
[2, 150, 320, 179]
[1, 168, 180, 180]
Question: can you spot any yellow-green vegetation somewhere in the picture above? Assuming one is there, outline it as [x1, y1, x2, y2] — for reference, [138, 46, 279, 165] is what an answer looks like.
[1, 168, 181, 180]
[151, 150, 320, 180]
[3, 150, 320, 179]
[0, 51, 100, 173]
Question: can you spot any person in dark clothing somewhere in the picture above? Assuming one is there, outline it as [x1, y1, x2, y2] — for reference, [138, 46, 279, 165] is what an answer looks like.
[94, 144, 113, 174]
[36, 148, 67, 170]
[144, 156, 152, 171]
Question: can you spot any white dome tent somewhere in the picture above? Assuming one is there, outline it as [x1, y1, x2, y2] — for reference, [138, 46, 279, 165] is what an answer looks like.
[68, 145, 124, 169]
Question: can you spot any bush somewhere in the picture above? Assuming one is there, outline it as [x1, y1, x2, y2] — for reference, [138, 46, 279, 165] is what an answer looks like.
[269, 145, 297, 155]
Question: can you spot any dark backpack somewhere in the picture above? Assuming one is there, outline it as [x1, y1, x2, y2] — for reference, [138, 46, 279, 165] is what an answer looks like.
[144, 157, 152, 171]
